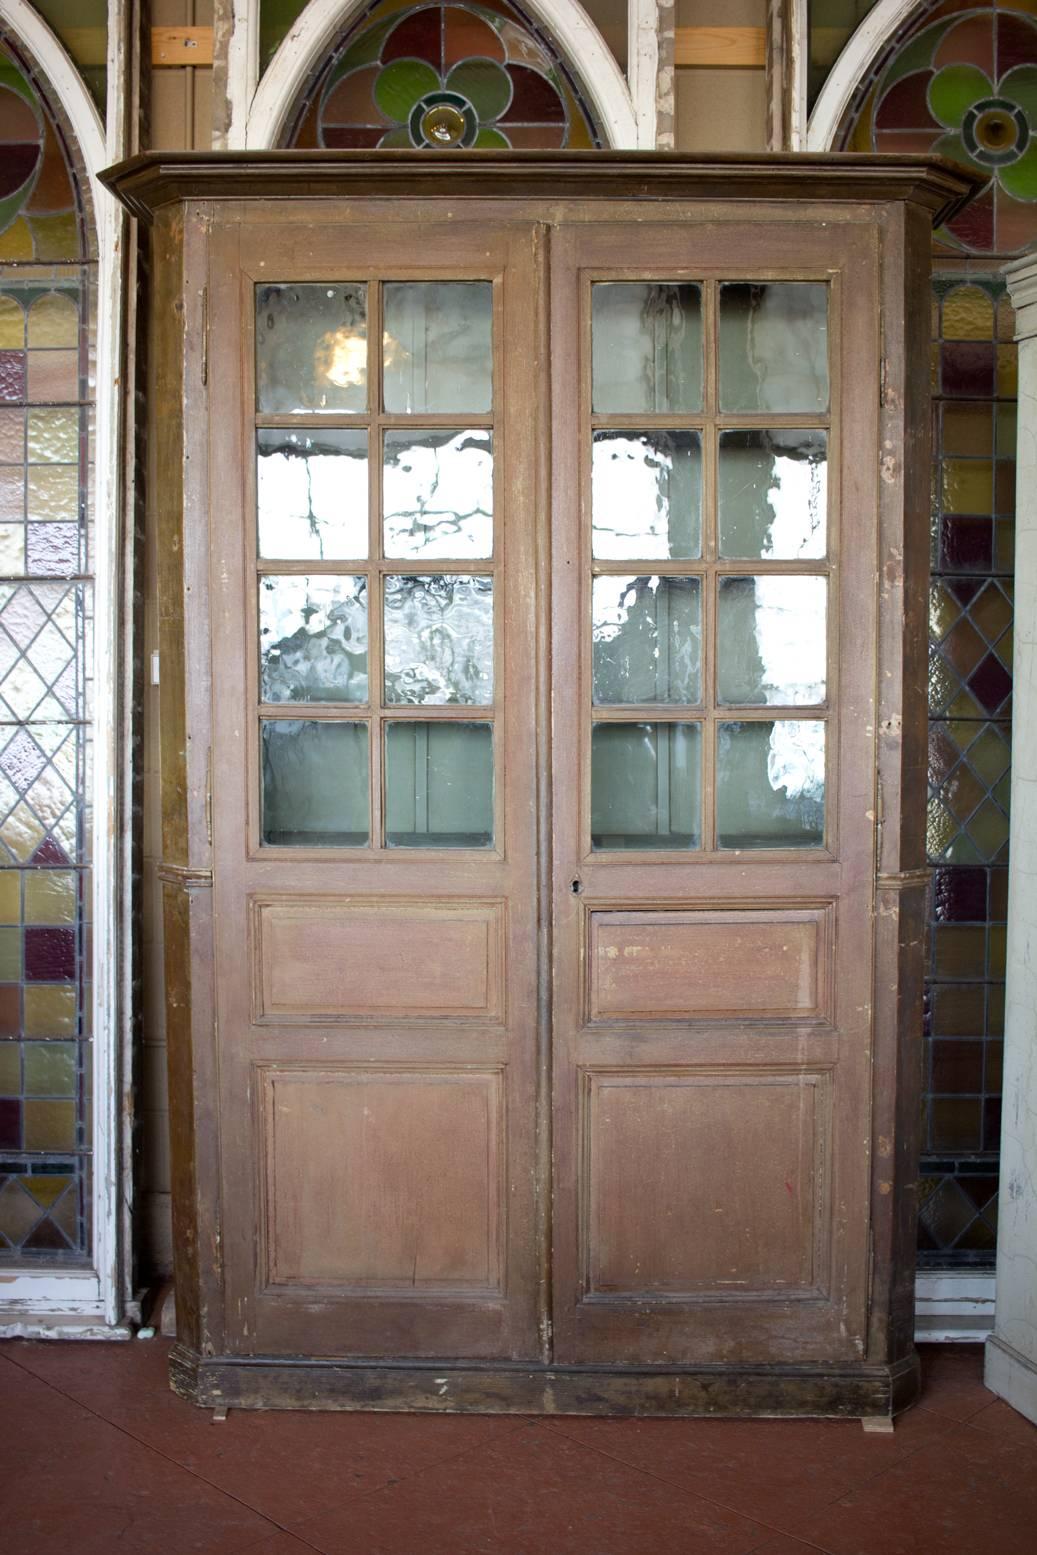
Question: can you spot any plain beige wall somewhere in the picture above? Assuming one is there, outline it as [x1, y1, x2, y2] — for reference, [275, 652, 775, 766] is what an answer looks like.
[137, 0, 768, 1280]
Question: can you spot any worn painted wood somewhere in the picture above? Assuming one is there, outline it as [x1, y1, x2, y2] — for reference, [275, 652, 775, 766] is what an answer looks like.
[152, 26, 214, 67]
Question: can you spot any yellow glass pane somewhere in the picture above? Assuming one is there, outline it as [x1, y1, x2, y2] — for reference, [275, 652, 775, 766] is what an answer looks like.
[942, 459, 994, 514]
[23, 1041, 76, 1096]
[28, 214, 80, 262]
[0, 925, 20, 980]
[27, 465, 77, 522]
[24, 871, 76, 925]
[0, 1043, 19, 1092]
[22, 1173, 71, 1210]
[998, 345, 1018, 398]
[0, 524, 25, 572]
[28, 408, 78, 464]
[23, 984, 76, 1038]
[0, 294, 25, 349]
[0, 220, 34, 261]
[23, 1097, 75, 1150]
[0, 872, 20, 924]
[943, 404, 992, 457]
[27, 293, 78, 348]
[998, 295, 1016, 342]
[1, 802, 44, 862]
[942, 285, 994, 341]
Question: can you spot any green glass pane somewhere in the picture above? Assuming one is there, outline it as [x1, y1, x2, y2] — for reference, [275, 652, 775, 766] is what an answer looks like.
[592, 430, 701, 560]
[1000, 64, 1037, 122]
[23, 1042, 76, 1096]
[718, 430, 827, 559]
[260, 575, 368, 704]
[592, 576, 701, 704]
[999, 143, 1037, 201]
[257, 429, 368, 560]
[717, 576, 827, 706]
[474, 128, 510, 148]
[261, 720, 369, 846]
[384, 575, 493, 705]
[383, 429, 492, 558]
[446, 60, 512, 119]
[591, 722, 701, 850]
[592, 283, 702, 413]
[385, 722, 493, 848]
[383, 283, 492, 414]
[717, 720, 825, 849]
[928, 65, 992, 130]
[255, 283, 367, 414]
[719, 284, 829, 413]
[374, 59, 439, 121]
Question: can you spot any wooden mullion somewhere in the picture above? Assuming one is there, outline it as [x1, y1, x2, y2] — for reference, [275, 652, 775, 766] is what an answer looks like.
[590, 706, 705, 722]
[255, 412, 371, 430]
[370, 280, 385, 849]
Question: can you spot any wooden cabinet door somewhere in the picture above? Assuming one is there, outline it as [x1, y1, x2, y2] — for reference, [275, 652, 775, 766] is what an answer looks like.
[549, 219, 882, 1366]
[206, 215, 542, 1360]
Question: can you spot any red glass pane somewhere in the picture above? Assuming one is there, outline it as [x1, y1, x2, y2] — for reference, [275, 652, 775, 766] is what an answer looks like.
[502, 123, 565, 147]
[875, 71, 940, 130]
[947, 184, 996, 252]
[996, 11, 1037, 76]
[322, 126, 387, 148]
[25, 122, 73, 214]
[498, 64, 564, 123]
[382, 7, 443, 68]
[0, 89, 38, 143]
[323, 66, 391, 126]
[994, 188, 1037, 255]
[934, 15, 995, 75]
[442, 7, 506, 67]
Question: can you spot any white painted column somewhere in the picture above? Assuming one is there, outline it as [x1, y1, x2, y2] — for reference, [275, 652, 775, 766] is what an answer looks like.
[985, 248, 1037, 1426]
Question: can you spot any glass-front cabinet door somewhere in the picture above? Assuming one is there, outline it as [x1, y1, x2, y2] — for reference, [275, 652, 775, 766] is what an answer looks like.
[550, 221, 881, 1366]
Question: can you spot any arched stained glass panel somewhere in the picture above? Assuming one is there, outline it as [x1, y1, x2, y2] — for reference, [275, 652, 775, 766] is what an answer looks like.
[0, 32, 95, 1263]
[281, 0, 604, 149]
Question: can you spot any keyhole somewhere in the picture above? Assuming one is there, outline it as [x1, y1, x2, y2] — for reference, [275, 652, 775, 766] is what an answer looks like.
[571, 878, 583, 894]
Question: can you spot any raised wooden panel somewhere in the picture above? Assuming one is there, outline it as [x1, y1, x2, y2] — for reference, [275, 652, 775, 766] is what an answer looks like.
[582, 1069, 831, 1299]
[251, 897, 505, 1023]
[587, 907, 833, 1023]
[261, 1067, 504, 1292]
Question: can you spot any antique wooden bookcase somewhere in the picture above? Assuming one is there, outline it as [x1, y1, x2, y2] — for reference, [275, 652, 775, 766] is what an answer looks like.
[104, 152, 977, 1418]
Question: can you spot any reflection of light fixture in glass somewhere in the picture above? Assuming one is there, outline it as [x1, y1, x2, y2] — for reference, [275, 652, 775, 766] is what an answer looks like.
[314, 328, 366, 389]
[383, 329, 406, 373]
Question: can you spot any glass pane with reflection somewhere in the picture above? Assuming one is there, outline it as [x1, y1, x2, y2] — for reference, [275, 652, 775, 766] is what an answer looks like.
[383, 428, 492, 558]
[592, 430, 701, 560]
[716, 720, 825, 848]
[385, 721, 493, 848]
[591, 722, 701, 849]
[260, 575, 368, 704]
[384, 574, 493, 705]
[383, 282, 492, 413]
[257, 429, 368, 560]
[256, 283, 367, 413]
[262, 720, 369, 846]
[717, 575, 827, 706]
[592, 575, 701, 704]
[718, 430, 827, 559]
[719, 283, 829, 413]
[592, 283, 702, 412]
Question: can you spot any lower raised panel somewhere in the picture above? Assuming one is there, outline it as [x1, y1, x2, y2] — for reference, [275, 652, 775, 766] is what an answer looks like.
[581, 1068, 831, 1300]
[260, 1066, 504, 1295]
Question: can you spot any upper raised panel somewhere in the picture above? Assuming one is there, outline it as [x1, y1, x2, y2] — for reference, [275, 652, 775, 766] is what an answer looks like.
[588, 906, 833, 1023]
[252, 896, 504, 1023]
[582, 1068, 831, 1300]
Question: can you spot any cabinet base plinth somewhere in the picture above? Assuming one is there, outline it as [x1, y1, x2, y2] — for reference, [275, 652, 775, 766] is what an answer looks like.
[169, 1345, 920, 1420]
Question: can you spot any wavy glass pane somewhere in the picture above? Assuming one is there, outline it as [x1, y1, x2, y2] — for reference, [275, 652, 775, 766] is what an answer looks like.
[717, 720, 825, 849]
[718, 430, 828, 559]
[261, 719, 369, 846]
[719, 284, 829, 413]
[257, 429, 368, 560]
[259, 575, 368, 704]
[384, 574, 493, 705]
[255, 283, 367, 413]
[591, 722, 701, 850]
[383, 428, 492, 559]
[385, 721, 493, 848]
[383, 282, 492, 413]
[591, 430, 701, 560]
[592, 283, 702, 412]
[592, 575, 701, 705]
[717, 576, 827, 706]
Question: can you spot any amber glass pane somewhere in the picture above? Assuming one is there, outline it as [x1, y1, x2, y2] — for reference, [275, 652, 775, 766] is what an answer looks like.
[384, 574, 493, 704]
[383, 282, 492, 413]
[591, 430, 701, 560]
[717, 576, 827, 706]
[592, 575, 701, 705]
[716, 720, 825, 848]
[259, 575, 368, 703]
[255, 283, 367, 413]
[718, 430, 828, 558]
[385, 721, 493, 848]
[261, 720, 369, 845]
[591, 722, 701, 850]
[719, 283, 829, 413]
[383, 428, 492, 558]
[257, 429, 368, 560]
[592, 283, 702, 412]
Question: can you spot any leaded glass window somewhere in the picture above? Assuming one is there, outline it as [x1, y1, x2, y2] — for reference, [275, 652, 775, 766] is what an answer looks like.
[281, 0, 603, 150]
[0, 33, 94, 1261]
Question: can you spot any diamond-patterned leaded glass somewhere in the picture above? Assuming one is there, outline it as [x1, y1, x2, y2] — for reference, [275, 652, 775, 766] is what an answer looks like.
[0, 32, 94, 1261]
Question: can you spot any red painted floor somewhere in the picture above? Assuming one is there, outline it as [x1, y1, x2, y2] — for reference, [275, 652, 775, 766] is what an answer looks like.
[0, 1341, 1034, 1554]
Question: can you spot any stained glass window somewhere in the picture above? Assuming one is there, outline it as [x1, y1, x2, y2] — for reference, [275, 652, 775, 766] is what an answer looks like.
[0, 33, 94, 1261]
[281, 0, 603, 150]
[840, 0, 1036, 1269]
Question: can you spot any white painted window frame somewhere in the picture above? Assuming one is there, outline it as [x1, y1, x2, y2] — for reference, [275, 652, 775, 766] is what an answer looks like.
[219, 0, 646, 150]
[0, 0, 130, 1337]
